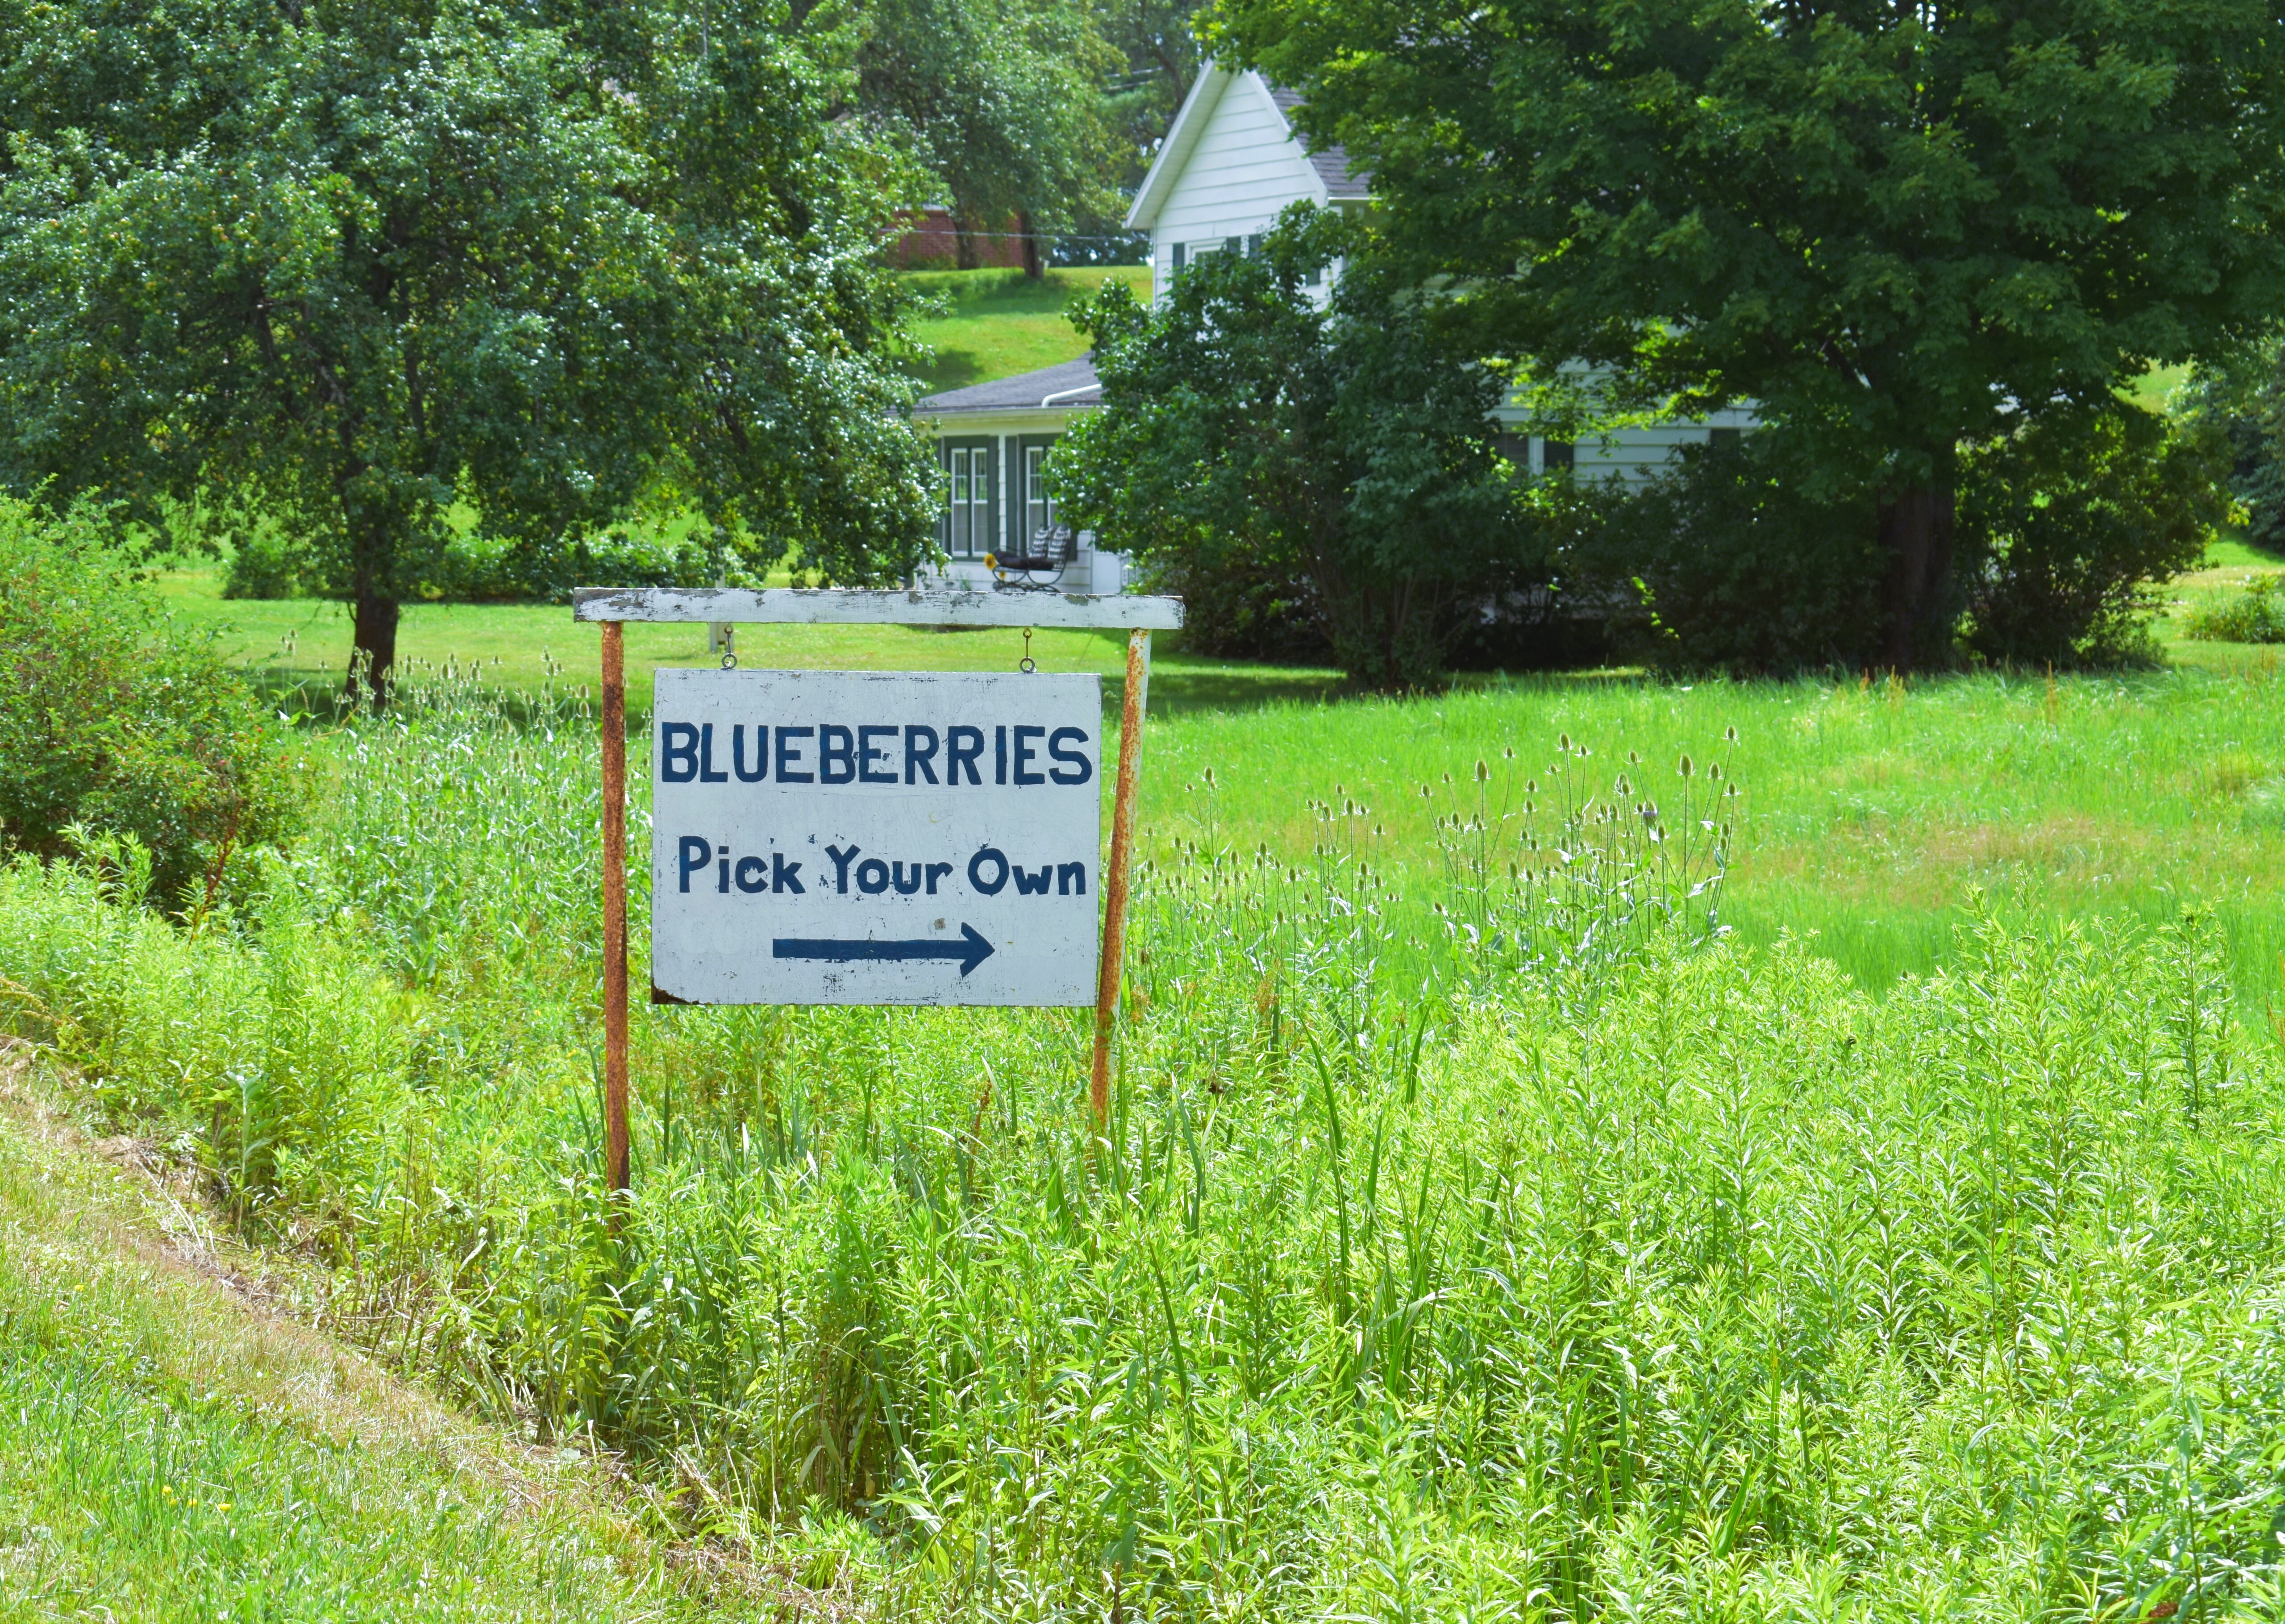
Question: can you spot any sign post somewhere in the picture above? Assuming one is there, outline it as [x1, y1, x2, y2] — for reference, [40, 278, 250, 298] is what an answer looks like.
[599, 621, 630, 1200]
[1091, 629, 1149, 1124]
[579, 585, 1183, 1200]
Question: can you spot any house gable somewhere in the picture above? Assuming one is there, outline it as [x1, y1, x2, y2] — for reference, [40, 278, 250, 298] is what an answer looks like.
[1120, 73, 1752, 485]
[1127, 68, 1332, 301]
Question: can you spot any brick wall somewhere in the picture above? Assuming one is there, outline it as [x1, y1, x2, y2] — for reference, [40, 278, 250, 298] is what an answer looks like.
[886, 207, 1028, 270]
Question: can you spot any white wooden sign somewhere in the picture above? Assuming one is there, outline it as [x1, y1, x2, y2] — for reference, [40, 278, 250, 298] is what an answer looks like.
[649, 668, 1102, 1006]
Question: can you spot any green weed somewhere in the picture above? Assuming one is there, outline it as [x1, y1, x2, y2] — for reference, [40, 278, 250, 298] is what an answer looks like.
[6, 672, 2285, 1616]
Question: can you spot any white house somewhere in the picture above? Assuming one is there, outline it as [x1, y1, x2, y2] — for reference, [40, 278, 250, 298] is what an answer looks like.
[911, 62, 1748, 585]
[1124, 65, 1371, 294]
[909, 356, 1127, 592]
[1123, 64, 1753, 481]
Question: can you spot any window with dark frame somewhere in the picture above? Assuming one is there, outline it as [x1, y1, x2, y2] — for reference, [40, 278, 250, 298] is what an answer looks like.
[1541, 438, 1575, 472]
[1019, 437, 1060, 548]
[941, 439, 995, 558]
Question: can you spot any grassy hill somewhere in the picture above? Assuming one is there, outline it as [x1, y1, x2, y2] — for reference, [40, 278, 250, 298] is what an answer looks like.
[0, 1046, 834, 1621]
[900, 265, 1149, 395]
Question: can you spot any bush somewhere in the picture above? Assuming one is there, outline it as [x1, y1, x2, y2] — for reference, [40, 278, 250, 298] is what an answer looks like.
[0, 498, 308, 909]
[1057, 207, 1551, 689]
[419, 525, 724, 603]
[1577, 404, 2224, 674]
[2185, 573, 2285, 643]
[1132, 544, 1332, 664]
[220, 521, 306, 599]
[1574, 438, 1890, 673]
[1956, 404, 2224, 666]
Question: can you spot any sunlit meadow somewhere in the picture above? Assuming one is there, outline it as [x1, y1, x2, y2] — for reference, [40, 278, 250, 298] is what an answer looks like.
[10, 659, 2285, 1617]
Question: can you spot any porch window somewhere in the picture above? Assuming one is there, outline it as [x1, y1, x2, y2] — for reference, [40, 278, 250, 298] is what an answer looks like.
[1020, 437, 1060, 545]
[941, 439, 996, 557]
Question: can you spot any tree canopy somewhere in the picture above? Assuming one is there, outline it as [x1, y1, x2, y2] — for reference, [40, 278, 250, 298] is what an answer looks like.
[807, 0, 1129, 271]
[1212, 0, 2285, 665]
[0, 0, 937, 701]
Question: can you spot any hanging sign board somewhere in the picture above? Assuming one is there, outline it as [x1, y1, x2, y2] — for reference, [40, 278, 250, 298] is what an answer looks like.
[649, 667, 1102, 1006]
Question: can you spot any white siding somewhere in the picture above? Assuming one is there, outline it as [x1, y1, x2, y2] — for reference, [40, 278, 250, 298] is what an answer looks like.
[1496, 405, 1758, 487]
[1151, 74, 1321, 301]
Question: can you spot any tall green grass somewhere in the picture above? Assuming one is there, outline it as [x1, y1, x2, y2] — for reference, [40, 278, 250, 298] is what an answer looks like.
[0, 1054, 787, 1621]
[8, 674, 2285, 1616]
[1145, 668, 2285, 1008]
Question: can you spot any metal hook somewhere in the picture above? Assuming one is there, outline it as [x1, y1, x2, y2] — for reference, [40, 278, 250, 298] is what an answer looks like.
[720, 625, 737, 670]
[1018, 627, 1036, 674]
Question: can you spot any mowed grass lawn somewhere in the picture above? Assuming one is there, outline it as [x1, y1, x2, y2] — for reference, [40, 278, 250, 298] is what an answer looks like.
[900, 265, 1148, 394]
[167, 563, 2285, 1004]
[153, 565, 1346, 717]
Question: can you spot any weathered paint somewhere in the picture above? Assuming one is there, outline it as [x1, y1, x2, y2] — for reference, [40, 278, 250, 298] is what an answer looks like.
[572, 585, 1183, 631]
[649, 669, 1103, 1007]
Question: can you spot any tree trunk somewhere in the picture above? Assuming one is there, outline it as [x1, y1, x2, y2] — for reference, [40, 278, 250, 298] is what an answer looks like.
[1876, 483, 1956, 671]
[342, 487, 400, 711]
[954, 217, 980, 271]
[1018, 211, 1043, 280]
[350, 587, 399, 710]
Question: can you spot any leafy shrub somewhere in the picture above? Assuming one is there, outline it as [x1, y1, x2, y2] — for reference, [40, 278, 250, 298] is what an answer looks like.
[2185, 573, 2285, 643]
[224, 519, 720, 604]
[1057, 207, 1550, 689]
[0, 497, 307, 908]
[1956, 404, 2224, 666]
[220, 522, 305, 599]
[1574, 437, 1890, 673]
[422, 525, 724, 603]
[1129, 544, 1332, 664]
[1579, 404, 2223, 673]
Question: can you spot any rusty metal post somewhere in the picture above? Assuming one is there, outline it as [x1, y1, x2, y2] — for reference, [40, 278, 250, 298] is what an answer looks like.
[600, 621, 631, 1205]
[1090, 628, 1150, 1126]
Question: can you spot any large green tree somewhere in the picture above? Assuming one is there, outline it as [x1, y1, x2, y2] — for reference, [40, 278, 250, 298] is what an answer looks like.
[1212, 0, 2285, 666]
[812, 0, 1122, 273]
[0, 0, 937, 703]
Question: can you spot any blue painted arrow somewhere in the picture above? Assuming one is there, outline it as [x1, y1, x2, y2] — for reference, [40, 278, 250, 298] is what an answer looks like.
[772, 923, 996, 977]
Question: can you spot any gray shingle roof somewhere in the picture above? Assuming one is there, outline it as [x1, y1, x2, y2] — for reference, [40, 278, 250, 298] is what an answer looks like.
[915, 355, 1100, 414]
[1265, 84, 1369, 200]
